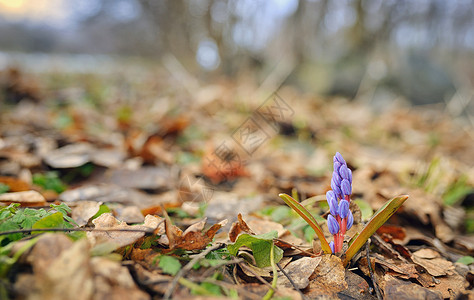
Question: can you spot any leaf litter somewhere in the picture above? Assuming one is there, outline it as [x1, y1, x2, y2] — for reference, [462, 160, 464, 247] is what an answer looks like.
[0, 66, 473, 299]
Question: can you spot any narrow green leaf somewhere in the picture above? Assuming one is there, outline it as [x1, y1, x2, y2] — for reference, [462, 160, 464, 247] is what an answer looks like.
[227, 231, 283, 268]
[343, 195, 408, 266]
[278, 193, 331, 254]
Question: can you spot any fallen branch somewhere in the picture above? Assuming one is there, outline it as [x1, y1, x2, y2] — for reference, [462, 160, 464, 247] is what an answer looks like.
[366, 240, 382, 300]
[0, 227, 156, 236]
[277, 262, 306, 300]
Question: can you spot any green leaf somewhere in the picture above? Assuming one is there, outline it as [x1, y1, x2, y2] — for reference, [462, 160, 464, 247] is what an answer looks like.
[191, 282, 222, 296]
[91, 204, 111, 220]
[49, 203, 77, 227]
[456, 256, 474, 265]
[278, 193, 332, 254]
[270, 206, 292, 222]
[0, 183, 9, 194]
[32, 212, 67, 234]
[159, 255, 182, 276]
[303, 225, 315, 243]
[343, 195, 408, 266]
[443, 175, 473, 206]
[33, 172, 67, 193]
[354, 199, 374, 221]
[227, 231, 283, 268]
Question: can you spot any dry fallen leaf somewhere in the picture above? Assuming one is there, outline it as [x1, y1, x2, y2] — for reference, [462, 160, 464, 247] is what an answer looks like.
[0, 190, 46, 206]
[87, 213, 161, 249]
[71, 201, 102, 227]
[15, 237, 94, 300]
[412, 249, 455, 277]
[91, 257, 150, 300]
[306, 255, 348, 298]
[43, 143, 92, 169]
[0, 176, 30, 192]
[277, 256, 322, 289]
[229, 213, 255, 242]
[382, 274, 443, 299]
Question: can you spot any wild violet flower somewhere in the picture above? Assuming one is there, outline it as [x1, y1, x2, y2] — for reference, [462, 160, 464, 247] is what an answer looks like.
[326, 152, 354, 253]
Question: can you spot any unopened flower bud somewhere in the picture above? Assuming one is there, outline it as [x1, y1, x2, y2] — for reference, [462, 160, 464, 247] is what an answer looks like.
[326, 190, 338, 216]
[347, 210, 354, 230]
[341, 179, 352, 197]
[334, 152, 346, 165]
[338, 200, 349, 218]
[331, 177, 342, 199]
[329, 241, 335, 253]
[333, 161, 341, 174]
[332, 171, 342, 185]
[327, 215, 339, 235]
[339, 165, 350, 181]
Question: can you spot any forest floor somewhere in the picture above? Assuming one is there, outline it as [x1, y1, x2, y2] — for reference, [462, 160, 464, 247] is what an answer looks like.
[0, 65, 473, 299]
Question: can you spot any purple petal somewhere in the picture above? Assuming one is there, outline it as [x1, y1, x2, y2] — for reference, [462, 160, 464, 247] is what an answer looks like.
[347, 210, 354, 230]
[338, 200, 349, 218]
[332, 171, 342, 186]
[327, 214, 339, 235]
[331, 178, 342, 199]
[326, 190, 338, 216]
[329, 241, 335, 253]
[334, 152, 346, 165]
[348, 168, 352, 184]
[339, 165, 350, 180]
[333, 161, 341, 173]
[341, 179, 352, 196]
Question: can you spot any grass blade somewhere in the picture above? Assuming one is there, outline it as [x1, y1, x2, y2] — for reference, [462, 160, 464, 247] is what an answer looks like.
[343, 195, 408, 266]
[279, 193, 331, 254]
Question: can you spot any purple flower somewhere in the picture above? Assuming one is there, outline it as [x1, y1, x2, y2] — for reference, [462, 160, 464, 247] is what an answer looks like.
[339, 165, 350, 181]
[333, 161, 341, 174]
[329, 241, 335, 253]
[334, 152, 346, 165]
[332, 171, 342, 185]
[347, 210, 354, 230]
[326, 190, 338, 216]
[338, 200, 349, 218]
[331, 177, 342, 199]
[341, 179, 352, 197]
[348, 168, 352, 184]
[327, 215, 339, 235]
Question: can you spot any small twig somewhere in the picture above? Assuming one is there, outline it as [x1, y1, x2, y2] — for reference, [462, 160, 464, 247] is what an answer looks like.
[277, 263, 306, 300]
[366, 241, 382, 300]
[200, 258, 243, 278]
[0, 227, 156, 236]
[239, 262, 274, 289]
[163, 243, 223, 300]
[274, 238, 314, 257]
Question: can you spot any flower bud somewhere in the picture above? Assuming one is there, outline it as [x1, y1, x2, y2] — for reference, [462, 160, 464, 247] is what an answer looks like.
[329, 241, 335, 253]
[326, 190, 338, 216]
[348, 168, 352, 184]
[347, 210, 354, 230]
[333, 161, 341, 174]
[332, 171, 342, 186]
[341, 179, 352, 197]
[338, 200, 349, 218]
[331, 177, 342, 199]
[339, 165, 350, 180]
[334, 152, 346, 165]
[327, 214, 339, 235]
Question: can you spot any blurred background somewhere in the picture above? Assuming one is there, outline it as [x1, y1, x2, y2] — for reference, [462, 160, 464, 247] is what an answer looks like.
[0, 0, 473, 118]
